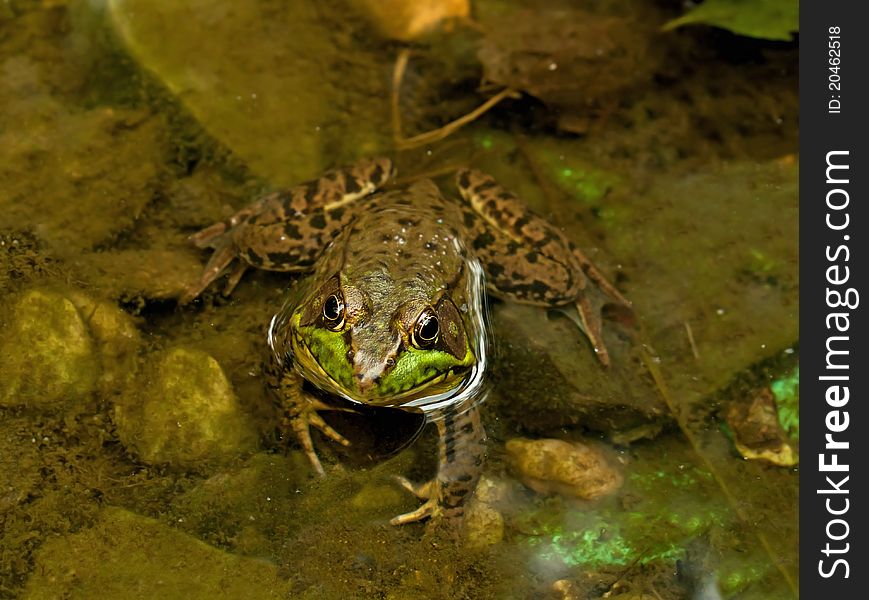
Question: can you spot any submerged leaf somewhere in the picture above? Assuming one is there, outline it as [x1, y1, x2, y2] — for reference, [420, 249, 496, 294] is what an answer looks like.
[663, 0, 798, 41]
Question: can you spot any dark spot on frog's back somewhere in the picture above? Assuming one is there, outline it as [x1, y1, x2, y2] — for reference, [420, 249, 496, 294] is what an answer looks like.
[267, 251, 292, 266]
[474, 180, 498, 194]
[525, 251, 538, 263]
[283, 222, 302, 240]
[329, 207, 345, 221]
[487, 262, 505, 278]
[370, 163, 384, 185]
[243, 250, 264, 267]
[473, 231, 495, 250]
[457, 170, 471, 190]
[343, 176, 361, 195]
[309, 213, 327, 230]
[463, 211, 477, 229]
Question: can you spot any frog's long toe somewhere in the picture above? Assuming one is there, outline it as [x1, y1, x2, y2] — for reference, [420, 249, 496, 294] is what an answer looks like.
[285, 408, 351, 477]
[391, 478, 442, 525]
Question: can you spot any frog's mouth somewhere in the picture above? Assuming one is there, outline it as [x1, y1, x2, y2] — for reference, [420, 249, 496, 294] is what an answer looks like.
[290, 328, 473, 407]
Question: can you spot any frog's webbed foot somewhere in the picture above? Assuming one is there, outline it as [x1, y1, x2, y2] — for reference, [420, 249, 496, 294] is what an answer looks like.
[392, 405, 486, 529]
[455, 168, 633, 367]
[181, 157, 394, 303]
[179, 239, 238, 304]
[391, 477, 442, 525]
[283, 398, 352, 476]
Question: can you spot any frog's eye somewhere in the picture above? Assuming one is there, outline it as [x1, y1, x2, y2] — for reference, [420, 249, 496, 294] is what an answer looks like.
[323, 293, 345, 330]
[412, 309, 439, 349]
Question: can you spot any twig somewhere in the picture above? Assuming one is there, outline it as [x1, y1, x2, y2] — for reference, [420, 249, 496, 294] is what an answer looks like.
[390, 48, 411, 142]
[398, 87, 518, 149]
[684, 321, 699, 360]
[390, 49, 518, 150]
[639, 338, 799, 597]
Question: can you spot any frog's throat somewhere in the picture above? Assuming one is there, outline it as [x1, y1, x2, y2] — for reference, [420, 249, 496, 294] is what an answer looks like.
[290, 316, 475, 406]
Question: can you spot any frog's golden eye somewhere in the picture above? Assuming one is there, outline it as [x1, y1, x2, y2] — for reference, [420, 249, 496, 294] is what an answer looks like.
[412, 309, 439, 349]
[323, 293, 345, 330]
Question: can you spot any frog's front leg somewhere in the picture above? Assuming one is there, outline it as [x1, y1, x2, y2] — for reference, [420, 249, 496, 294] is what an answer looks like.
[455, 169, 631, 366]
[268, 358, 351, 475]
[392, 404, 486, 527]
[180, 157, 393, 303]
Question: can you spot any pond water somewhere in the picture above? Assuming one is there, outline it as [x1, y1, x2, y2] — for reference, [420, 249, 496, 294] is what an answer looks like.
[0, 1, 798, 598]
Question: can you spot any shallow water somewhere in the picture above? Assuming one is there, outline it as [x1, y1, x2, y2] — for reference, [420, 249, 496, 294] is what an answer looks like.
[0, 1, 798, 598]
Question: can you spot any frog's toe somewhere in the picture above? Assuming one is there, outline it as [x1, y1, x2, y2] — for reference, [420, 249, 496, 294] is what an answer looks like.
[390, 495, 441, 525]
[307, 411, 351, 447]
[287, 416, 326, 476]
[285, 407, 351, 477]
[575, 295, 611, 367]
[394, 476, 437, 500]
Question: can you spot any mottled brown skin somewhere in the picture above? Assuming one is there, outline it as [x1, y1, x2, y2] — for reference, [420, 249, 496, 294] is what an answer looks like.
[183, 158, 630, 528]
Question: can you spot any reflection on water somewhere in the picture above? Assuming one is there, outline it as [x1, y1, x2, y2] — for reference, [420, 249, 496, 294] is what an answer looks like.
[0, 1, 798, 598]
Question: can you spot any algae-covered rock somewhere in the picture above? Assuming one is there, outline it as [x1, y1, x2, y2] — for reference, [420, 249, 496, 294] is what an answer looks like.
[0, 289, 99, 408]
[463, 499, 504, 549]
[490, 303, 668, 436]
[107, 0, 392, 186]
[506, 438, 622, 500]
[66, 291, 141, 395]
[0, 94, 165, 258]
[77, 248, 205, 301]
[113, 347, 258, 466]
[23, 507, 292, 600]
[351, 482, 407, 512]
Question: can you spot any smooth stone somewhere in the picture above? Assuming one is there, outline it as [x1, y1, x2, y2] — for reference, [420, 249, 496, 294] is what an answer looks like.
[113, 347, 258, 467]
[0, 289, 99, 408]
[463, 498, 504, 549]
[505, 437, 623, 500]
[66, 290, 142, 395]
[22, 507, 292, 599]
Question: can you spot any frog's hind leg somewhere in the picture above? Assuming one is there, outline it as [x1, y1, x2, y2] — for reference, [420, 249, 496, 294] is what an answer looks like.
[179, 240, 238, 304]
[456, 168, 631, 366]
[392, 404, 486, 530]
[181, 158, 394, 302]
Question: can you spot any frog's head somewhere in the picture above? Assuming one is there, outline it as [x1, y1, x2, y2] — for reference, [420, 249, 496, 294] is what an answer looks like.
[287, 271, 478, 405]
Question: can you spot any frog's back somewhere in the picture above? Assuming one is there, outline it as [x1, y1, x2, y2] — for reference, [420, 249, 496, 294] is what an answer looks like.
[337, 179, 468, 296]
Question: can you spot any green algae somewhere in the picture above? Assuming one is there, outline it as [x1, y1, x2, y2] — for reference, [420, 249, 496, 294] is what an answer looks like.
[23, 507, 294, 600]
[771, 365, 799, 440]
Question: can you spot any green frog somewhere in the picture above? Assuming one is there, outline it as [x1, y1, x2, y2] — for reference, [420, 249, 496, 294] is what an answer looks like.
[181, 158, 630, 527]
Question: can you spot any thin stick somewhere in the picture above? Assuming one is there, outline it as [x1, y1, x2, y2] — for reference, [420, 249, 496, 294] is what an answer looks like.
[396, 87, 518, 149]
[684, 321, 699, 360]
[391, 49, 518, 149]
[391, 48, 411, 142]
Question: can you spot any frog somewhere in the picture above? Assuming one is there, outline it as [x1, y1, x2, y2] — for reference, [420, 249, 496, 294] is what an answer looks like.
[181, 157, 631, 527]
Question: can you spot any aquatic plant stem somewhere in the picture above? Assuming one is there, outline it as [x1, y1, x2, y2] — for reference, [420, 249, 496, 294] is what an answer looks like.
[390, 48, 518, 149]
[639, 340, 798, 597]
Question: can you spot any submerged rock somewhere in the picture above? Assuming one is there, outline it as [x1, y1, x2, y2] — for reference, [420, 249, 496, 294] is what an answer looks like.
[78, 248, 205, 301]
[0, 289, 99, 408]
[726, 387, 798, 467]
[463, 496, 504, 549]
[66, 291, 142, 396]
[113, 347, 258, 467]
[107, 0, 392, 186]
[490, 303, 668, 436]
[505, 438, 622, 500]
[23, 507, 292, 599]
